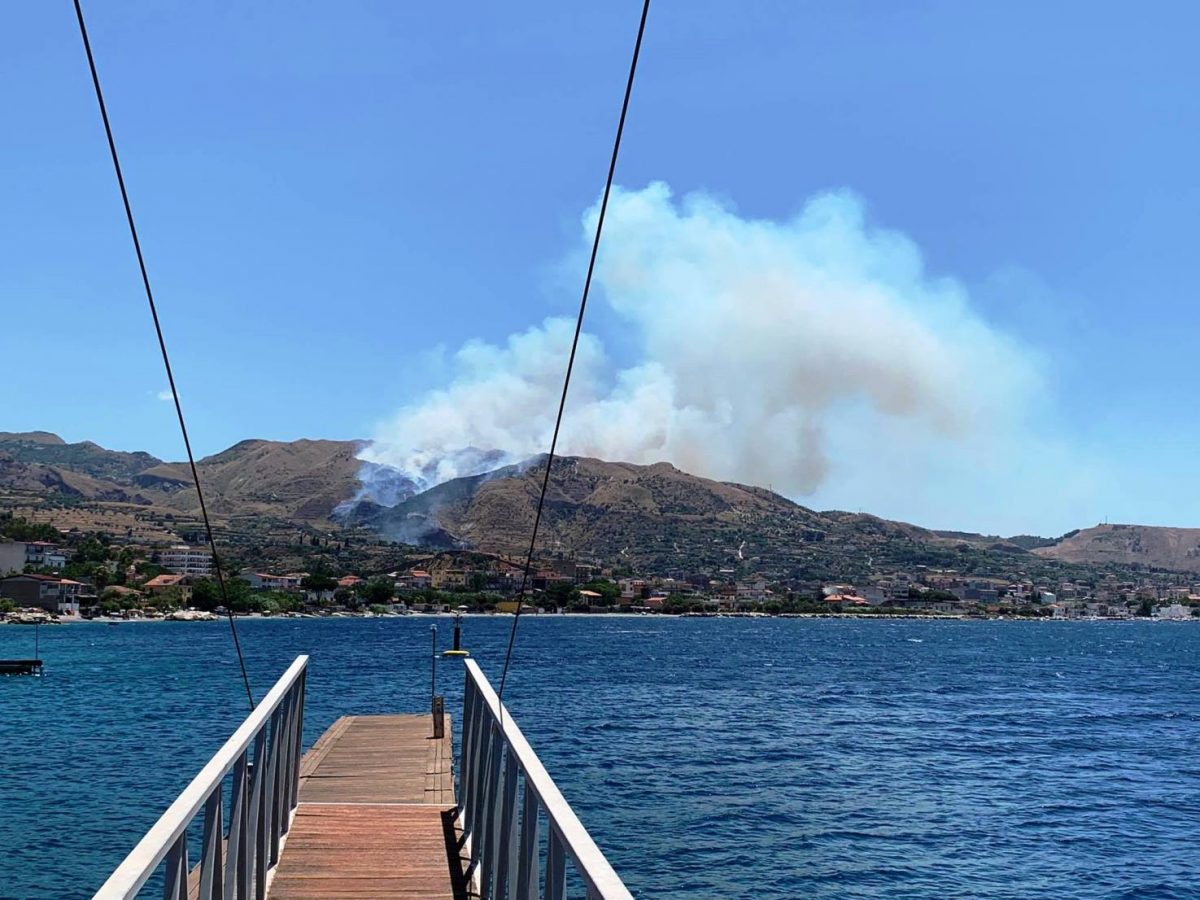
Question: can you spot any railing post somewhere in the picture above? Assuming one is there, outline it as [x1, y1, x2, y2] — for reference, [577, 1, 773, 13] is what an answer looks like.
[459, 675, 477, 824]
[544, 829, 566, 900]
[290, 671, 305, 810]
[162, 835, 188, 900]
[469, 711, 490, 869]
[225, 752, 249, 900]
[271, 697, 289, 853]
[199, 787, 224, 900]
[465, 689, 485, 839]
[480, 725, 504, 897]
[515, 779, 539, 900]
[264, 707, 281, 868]
[495, 747, 519, 900]
[249, 727, 269, 900]
[465, 710, 489, 873]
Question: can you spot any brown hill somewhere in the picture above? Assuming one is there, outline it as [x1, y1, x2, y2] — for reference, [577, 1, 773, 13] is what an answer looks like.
[151, 439, 365, 521]
[348, 455, 1030, 577]
[0, 432, 363, 524]
[1035, 524, 1200, 573]
[0, 452, 152, 504]
[0, 432, 161, 479]
[0, 431, 66, 445]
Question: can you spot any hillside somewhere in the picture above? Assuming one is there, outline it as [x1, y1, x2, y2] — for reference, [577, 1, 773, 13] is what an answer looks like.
[10, 428, 1200, 579]
[0, 432, 162, 480]
[345, 455, 1047, 578]
[150, 439, 364, 521]
[1035, 524, 1200, 573]
[0, 432, 363, 524]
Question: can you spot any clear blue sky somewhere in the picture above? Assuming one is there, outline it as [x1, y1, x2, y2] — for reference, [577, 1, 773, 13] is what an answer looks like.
[3, 2, 1199, 534]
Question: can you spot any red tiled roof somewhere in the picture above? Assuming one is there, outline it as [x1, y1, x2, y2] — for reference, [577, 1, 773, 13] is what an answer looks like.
[144, 574, 184, 588]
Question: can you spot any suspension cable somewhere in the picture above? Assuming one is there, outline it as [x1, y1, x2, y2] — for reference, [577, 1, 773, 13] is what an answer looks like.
[73, 0, 255, 710]
[497, 0, 651, 706]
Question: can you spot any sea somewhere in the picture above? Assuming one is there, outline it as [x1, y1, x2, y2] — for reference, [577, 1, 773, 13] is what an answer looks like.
[2, 616, 1198, 899]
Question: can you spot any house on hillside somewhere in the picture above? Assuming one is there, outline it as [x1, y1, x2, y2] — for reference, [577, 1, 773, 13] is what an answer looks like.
[736, 578, 769, 604]
[22, 541, 58, 566]
[395, 570, 432, 591]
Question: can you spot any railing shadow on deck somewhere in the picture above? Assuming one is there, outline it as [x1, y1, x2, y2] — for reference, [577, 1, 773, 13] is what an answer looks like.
[92, 656, 308, 900]
[458, 659, 634, 900]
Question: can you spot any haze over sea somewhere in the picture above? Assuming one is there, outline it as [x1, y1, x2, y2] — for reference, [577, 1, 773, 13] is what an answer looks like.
[2, 617, 1198, 899]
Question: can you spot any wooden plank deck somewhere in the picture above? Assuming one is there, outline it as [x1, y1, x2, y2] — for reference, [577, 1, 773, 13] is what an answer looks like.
[266, 714, 467, 899]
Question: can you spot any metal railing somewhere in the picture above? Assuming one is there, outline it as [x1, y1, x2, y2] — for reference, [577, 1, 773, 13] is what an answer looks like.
[94, 656, 308, 899]
[459, 659, 632, 900]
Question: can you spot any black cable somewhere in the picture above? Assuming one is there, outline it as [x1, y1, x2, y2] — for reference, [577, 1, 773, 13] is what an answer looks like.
[73, 0, 255, 710]
[496, 0, 651, 706]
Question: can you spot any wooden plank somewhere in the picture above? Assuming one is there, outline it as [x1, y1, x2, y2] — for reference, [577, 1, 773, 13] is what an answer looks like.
[298, 715, 354, 780]
[268, 714, 465, 899]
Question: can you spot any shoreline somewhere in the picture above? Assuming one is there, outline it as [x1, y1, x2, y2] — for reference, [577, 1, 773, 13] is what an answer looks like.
[10, 611, 1194, 625]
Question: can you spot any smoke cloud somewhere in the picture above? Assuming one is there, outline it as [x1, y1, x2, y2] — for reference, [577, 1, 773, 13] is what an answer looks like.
[360, 182, 1048, 522]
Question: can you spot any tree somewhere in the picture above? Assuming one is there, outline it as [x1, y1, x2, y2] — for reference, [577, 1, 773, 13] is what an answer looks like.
[101, 587, 138, 611]
[1, 517, 59, 542]
[302, 564, 338, 593]
[361, 578, 395, 605]
[579, 580, 620, 606]
[190, 577, 253, 611]
[191, 578, 221, 610]
[545, 581, 579, 609]
[148, 587, 186, 612]
[134, 561, 169, 580]
[0, 598, 14, 614]
[663, 594, 703, 614]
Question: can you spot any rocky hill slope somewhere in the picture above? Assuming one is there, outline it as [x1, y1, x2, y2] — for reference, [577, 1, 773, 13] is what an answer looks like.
[1034, 524, 1200, 573]
[9, 430, 1200, 578]
[344, 455, 1041, 577]
[0, 432, 362, 522]
[142, 439, 364, 520]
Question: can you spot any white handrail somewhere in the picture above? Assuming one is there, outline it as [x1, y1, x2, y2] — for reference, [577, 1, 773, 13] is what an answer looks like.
[94, 655, 309, 899]
[461, 658, 633, 900]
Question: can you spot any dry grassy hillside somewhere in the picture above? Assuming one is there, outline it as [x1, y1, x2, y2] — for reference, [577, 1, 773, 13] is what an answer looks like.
[149, 439, 364, 521]
[1035, 524, 1200, 573]
[351, 455, 995, 575]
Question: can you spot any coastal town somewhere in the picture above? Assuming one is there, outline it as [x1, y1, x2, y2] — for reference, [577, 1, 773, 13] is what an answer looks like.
[3, 515, 1199, 625]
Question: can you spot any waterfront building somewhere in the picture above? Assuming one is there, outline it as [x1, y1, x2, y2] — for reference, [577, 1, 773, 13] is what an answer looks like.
[240, 570, 305, 592]
[160, 545, 213, 577]
[143, 574, 190, 602]
[0, 573, 81, 615]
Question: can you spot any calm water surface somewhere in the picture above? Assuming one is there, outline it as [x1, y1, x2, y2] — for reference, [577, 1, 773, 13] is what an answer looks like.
[1, 617, 1198, 898]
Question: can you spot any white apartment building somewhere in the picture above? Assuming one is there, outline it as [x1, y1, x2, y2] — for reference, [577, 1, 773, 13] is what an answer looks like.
[161, 545, 213, 577]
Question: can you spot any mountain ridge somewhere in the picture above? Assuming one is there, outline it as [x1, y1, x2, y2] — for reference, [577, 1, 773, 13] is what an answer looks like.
[2, 430, 1197, 576]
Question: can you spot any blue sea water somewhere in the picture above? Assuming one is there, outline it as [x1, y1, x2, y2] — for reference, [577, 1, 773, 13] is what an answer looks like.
[2, 616, 1199, 899]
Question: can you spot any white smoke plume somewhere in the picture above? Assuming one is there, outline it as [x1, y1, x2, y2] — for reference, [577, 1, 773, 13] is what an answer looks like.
[360, 182, 1050, 524]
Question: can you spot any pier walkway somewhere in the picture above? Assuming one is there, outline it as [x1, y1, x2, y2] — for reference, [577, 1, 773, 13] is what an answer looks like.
[94, 656, 632, 900]
[267, 714, 465, 898]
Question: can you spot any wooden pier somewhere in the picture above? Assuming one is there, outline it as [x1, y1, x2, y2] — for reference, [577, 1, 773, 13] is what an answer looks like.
[94, 656, 632, 900]
[267, 714, 466, 899]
